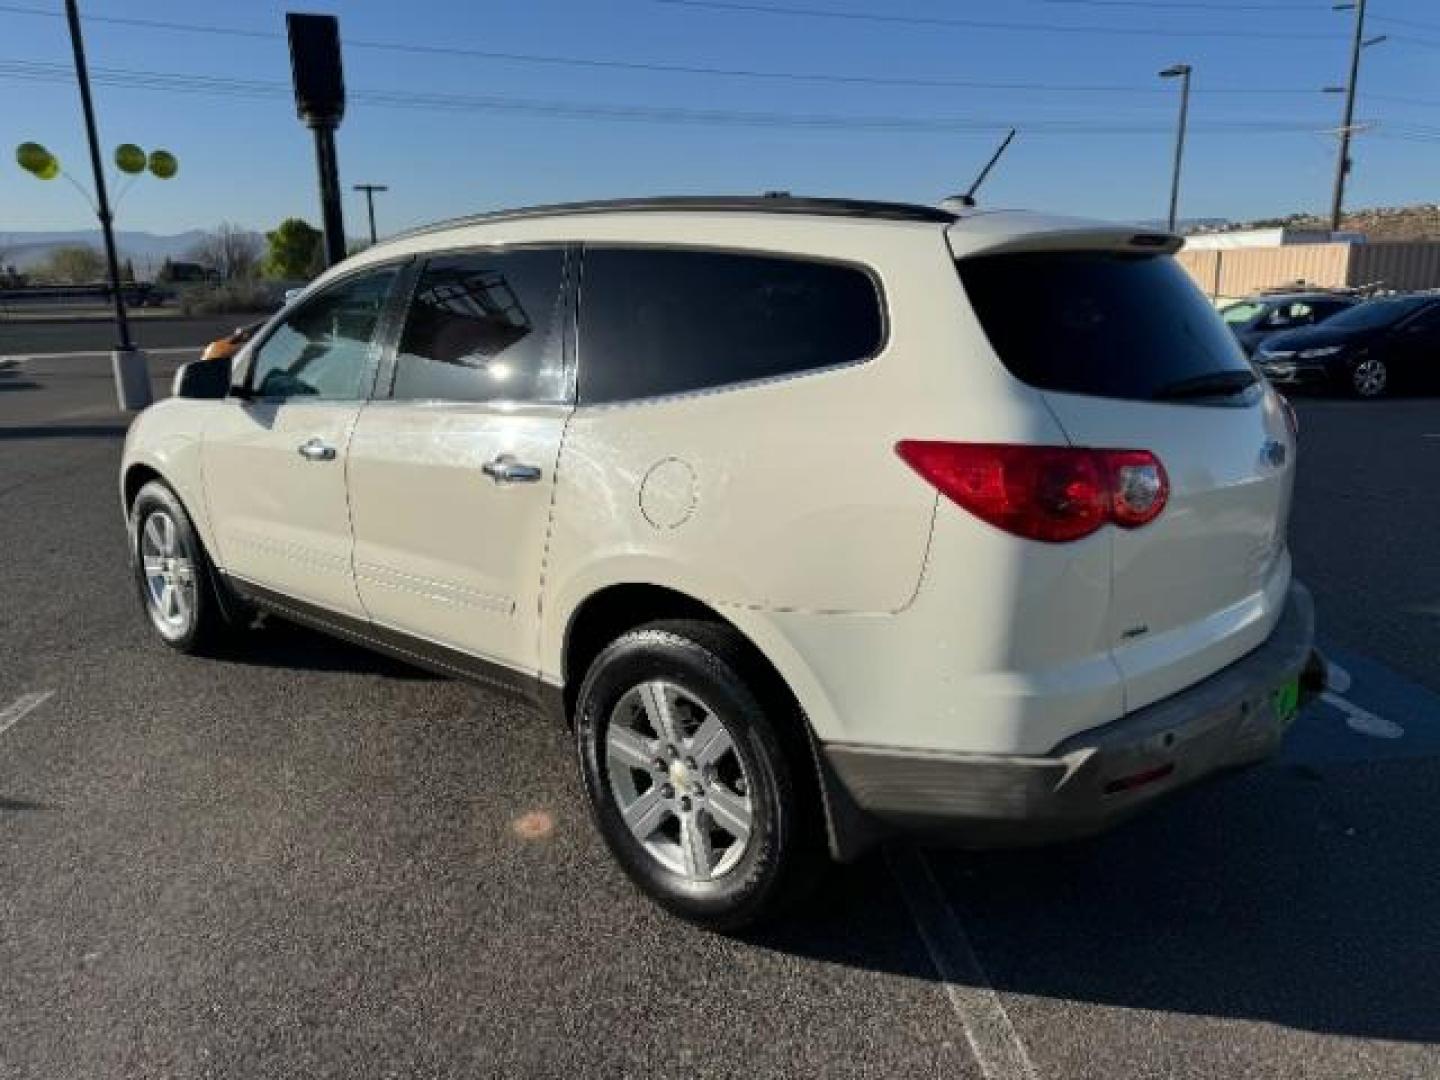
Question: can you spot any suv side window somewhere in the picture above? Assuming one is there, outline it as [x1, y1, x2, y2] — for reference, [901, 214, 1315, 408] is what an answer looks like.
[577, 247, 884, 405]
[247, 266, 398, 401]
[392, 249, 568, 404]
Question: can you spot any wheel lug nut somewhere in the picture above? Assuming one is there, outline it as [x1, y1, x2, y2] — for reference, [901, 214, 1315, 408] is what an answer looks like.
[679, 796, 692, 812]
[661, 784, 674, 799]
[684, 757, 697, 771]
[653, 758, 667, 773]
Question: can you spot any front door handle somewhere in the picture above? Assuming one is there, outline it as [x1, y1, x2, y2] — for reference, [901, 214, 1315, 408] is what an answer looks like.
[482, 454, 543, 484]
[297, 438, 337, 462]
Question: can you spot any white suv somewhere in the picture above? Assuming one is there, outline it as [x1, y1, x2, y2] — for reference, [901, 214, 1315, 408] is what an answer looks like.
[121, 196, 1322, 928]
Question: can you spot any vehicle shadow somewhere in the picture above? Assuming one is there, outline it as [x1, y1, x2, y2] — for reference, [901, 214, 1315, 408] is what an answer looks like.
[0, 424, 128, 439]
[215, 616, 443, 682]
[754, 758, 1440, 1046]
[0, 796, 47, 813]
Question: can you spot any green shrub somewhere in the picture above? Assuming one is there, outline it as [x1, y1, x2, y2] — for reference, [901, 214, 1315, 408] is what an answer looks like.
[177, 281, 277, 317]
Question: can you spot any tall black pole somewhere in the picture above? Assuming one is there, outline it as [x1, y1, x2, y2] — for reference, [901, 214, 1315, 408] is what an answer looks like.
[1330, 0, 1368, 233]
[311, 124, 346, 266]
[1165, 66, 1192, 235]
[64, 0, 132, 351]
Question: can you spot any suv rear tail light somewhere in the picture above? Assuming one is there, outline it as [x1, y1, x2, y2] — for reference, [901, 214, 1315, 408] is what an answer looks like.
[895, 442, 1168, 543]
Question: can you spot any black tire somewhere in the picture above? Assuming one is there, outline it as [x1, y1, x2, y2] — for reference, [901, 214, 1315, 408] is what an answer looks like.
[129, 480, 226, 654]
[575, 619, 823, 931]
[1348, 356, 1389, 398]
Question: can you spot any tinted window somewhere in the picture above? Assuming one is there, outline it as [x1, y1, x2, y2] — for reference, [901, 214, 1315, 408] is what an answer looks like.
[957, 252, 1254, 402]
[578, 248, 883, 405]
[1321, 296, 1432, 332]
[248, 267, 397, 400]
[393, 249, 567, 403]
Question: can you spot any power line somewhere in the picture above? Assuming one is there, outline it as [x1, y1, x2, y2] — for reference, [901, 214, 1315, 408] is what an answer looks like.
[0, 58, 1342, 136]
[647, 0, 1335, 39]
[1037, 0, 1314, 9]
[0, 2, 1327, 95]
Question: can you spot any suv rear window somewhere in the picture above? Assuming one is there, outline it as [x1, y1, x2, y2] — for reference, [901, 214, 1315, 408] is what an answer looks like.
[957, 252, 1255, 402]
[578, 248, 883, 405]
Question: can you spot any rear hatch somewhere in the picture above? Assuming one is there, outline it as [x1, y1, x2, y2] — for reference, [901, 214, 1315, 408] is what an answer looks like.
[951, 231, 1295, 712]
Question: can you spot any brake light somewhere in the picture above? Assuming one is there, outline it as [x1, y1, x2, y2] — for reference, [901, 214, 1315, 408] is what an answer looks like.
[895, 442, 1168, 543]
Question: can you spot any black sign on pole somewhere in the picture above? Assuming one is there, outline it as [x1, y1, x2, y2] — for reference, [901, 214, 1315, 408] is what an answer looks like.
[286, 13, 347, 268]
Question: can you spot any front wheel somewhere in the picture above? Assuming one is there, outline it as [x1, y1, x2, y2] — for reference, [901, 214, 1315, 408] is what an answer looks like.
[575, 620, 821, 931]
[1349, 356, 1389, 398]
[130, 480, 224, 653]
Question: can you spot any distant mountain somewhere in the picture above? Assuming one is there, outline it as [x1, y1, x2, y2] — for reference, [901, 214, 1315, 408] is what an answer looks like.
[1185, 205, 1440, 242]
[1137, 217, 1232, 233]
[0, 229, 253, 274]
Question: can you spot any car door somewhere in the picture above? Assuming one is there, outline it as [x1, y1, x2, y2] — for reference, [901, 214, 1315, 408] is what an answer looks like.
[346, 246, 573, 673]
[202, 264, 402, 618]
[1387, 301, 1440, 388]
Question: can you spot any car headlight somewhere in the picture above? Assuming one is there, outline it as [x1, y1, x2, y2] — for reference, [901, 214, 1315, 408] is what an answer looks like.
[1297, 345, 1343, 359]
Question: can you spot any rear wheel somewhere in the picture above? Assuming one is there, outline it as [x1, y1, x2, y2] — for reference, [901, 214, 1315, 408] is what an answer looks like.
[130, 480, 224, 653]
[1350, 356, 1388, 398]
[575, 620, 821, 930]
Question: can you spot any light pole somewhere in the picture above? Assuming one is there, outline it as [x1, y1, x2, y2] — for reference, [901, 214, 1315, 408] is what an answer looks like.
[353, 183, 387, 244]
[1159, 63, 1192, 235]
[1327, 0, 1385, 233]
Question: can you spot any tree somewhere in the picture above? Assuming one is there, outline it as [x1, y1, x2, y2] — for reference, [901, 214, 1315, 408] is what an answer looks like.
[188, 222, 263, 281]
[264, 218, 323, 280]
[37, 244, 106, 284]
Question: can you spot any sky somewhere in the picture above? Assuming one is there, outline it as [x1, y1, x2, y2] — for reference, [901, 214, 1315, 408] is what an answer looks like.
[3, 0, 1440, 239]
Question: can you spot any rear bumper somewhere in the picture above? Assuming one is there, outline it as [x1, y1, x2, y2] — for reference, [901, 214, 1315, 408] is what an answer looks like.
[822, 581, 1320, 850]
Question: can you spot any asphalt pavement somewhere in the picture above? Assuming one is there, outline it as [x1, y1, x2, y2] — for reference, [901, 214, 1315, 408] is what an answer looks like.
[1, 338, 1437, 1079]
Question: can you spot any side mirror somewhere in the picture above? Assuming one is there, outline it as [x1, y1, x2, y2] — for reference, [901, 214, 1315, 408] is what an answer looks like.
[172, 358, 233, 400]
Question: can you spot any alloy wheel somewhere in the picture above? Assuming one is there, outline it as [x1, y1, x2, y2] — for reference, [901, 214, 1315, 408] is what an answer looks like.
[139, 509, 197, 637]
[1352, 357, 1387, 397]
[603, 679, 754, 882]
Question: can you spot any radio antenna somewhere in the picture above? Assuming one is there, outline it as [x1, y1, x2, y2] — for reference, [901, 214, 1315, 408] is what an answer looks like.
[964, 128, 1017, 202]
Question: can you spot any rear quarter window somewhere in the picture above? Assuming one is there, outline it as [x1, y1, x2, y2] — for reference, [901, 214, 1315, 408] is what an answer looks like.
[577, 247, 884, 405]
[957, 251, 1253, 402]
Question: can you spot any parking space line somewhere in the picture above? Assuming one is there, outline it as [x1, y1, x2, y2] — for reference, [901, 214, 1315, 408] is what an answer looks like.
[0, 691, 55, 739]
[0, 347, 198, 363]
[887, 846, 1039, 1080]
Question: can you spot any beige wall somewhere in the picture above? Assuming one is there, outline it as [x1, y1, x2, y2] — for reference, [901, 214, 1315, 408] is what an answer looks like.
[1178, 239, 1440, 299]
[1348, 242, 1440, 291]
[1176, 244, 1351, 299]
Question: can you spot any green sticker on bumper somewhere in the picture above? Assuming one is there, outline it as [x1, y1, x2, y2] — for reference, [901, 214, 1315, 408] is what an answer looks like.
[1272, 678, 1301, 723]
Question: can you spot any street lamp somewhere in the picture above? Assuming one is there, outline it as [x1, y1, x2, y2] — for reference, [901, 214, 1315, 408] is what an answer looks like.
[1159, 63, 1192, 235]
[14, 4, 179, 415]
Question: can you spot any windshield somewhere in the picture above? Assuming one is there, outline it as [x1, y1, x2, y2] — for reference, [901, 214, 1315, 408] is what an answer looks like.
[1221, 301, 1265, 326]
[957, 251, 1255, 403]
[1318, 296, 1432, 332]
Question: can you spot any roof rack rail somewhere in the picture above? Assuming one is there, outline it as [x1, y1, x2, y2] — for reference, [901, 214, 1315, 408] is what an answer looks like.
[392, 194, 957, 241]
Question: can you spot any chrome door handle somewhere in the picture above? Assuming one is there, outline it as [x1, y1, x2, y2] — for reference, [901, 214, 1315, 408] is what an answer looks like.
[297, 438, 336, 462]
[482, 454, 543, 484]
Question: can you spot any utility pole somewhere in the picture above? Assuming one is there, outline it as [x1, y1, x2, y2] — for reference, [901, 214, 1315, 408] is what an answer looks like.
[1159, 63, 1192, 235]
[64, 0, 149, 409]
[1328, 0, 1385, 233]
[353, 183, 387, 244]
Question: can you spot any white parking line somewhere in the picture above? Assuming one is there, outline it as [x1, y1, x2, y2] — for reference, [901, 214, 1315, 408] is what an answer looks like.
[0, 347, 198, 363]
[0, 691, 55, 739]
[887, 846, 1040, 1080]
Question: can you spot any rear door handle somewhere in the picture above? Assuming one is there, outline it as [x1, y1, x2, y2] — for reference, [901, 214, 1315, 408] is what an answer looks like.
[297, 438, 337, 462]
[482, 454, 543, 484]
